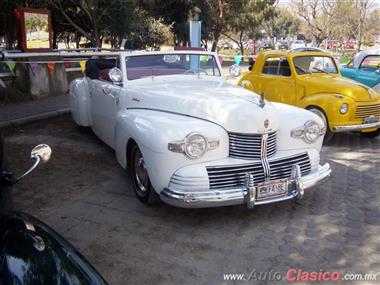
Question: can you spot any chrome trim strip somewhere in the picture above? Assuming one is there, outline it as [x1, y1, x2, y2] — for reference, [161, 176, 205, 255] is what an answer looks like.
[333, 121, 380, 132]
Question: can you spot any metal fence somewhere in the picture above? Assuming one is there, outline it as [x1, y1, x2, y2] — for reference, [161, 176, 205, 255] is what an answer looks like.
[0, 48, 126, 78]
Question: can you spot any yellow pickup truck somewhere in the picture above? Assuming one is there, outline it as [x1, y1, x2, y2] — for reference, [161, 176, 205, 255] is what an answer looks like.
[238, 49, 380, 142]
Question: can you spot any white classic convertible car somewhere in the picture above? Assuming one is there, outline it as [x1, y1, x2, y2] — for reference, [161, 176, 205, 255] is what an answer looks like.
[70, 50, 331, 208]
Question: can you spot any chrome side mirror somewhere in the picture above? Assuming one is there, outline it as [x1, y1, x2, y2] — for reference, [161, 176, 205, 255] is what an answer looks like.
[109, 67, 123, 85]
[31, 144, 52, 164]
[16, 145, 52, 183]
[229, 64, 241, 78]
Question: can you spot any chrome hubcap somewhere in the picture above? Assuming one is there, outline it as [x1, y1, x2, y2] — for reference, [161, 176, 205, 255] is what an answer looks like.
[133, 150, 149, 195]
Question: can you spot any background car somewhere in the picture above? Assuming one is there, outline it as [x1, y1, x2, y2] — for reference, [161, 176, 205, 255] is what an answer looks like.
[291, 40, 306, 49]
[261, 40, 273, 50]
[238, 50, 380, 142]
[276, 40, 289, 50]
[342, 40, 356, 50]
[327, 40, 338, 49]
[340, 49, 380, 92]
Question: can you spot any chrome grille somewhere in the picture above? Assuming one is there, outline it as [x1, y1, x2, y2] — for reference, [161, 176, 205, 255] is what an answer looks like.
[355, 104, 380, 119]
[229, 132, 276, 160]
[207, 153, 311, 190]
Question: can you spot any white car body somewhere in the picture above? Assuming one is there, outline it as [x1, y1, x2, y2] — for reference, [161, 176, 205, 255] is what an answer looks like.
[291, 40, 306, 50]
[70, 50, 331, 208]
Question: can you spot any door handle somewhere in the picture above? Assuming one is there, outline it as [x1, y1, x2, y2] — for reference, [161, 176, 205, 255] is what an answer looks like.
[108, 91, 119, 104]
[102, 85, 111, 95]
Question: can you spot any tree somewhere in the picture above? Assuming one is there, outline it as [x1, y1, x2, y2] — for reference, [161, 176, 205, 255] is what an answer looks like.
[327, 1, 378, 51]
[354, 0, 376, 51]
[194, 0, 229, 51]
[270, 8, 301, 40]
[292, 0, 336, 44]
[142, 0, 193, 46]
[122, 8, 172, 50]
[363, 9, 380, 47]
[48, 0, 111, 47]
[223, 0, 277, 55]
[0, 0, 24, 48]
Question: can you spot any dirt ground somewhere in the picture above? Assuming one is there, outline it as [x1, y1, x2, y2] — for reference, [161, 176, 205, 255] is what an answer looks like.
[3, 114, 380, 285]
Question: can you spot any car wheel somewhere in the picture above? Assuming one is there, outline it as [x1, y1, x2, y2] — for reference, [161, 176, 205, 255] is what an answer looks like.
[130, 144, 160, 205]
[360, 128, 380, 138]
[306, 106, 334, 144]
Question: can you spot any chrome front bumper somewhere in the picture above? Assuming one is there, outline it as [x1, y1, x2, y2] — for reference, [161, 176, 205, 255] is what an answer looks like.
[160, 163, 331, 208]
[333, 121, 380, 132]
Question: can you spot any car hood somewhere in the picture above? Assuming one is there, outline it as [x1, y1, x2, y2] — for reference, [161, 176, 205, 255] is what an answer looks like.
[128, 79, 279, 133]
[302, 74, 378, 102]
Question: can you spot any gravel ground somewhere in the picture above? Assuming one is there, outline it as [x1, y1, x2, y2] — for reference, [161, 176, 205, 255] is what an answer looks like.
[3, 114, 380, 285]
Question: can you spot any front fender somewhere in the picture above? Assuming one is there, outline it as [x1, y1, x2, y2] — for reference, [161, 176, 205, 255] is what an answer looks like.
[272, 102, 324, 152]
[298, 93, 356, 129]
[237, 73, 255, 91]
[114, 109, 228, 192]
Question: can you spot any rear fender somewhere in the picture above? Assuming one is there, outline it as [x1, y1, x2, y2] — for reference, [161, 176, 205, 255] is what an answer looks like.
[69, 78, 92, 126]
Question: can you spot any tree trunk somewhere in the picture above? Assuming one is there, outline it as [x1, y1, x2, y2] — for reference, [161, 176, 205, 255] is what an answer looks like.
[52, 30, 58, 49]
[239, 44, 244, 56]
[76, 33, 80, 49]
[211, 41, 218, 52]
[357, 21, 362, 52]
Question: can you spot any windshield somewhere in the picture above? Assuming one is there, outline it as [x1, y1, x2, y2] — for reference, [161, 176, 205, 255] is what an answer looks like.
[360, 55, 380, 70]
[293, 56, 338, 75]
[125, 53, 221, 80]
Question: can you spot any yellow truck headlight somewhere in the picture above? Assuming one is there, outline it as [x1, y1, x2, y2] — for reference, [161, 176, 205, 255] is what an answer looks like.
[340, 103, 348, 114]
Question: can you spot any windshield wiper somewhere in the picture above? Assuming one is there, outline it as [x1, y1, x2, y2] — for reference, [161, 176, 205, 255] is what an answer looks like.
[312, 67, 329, 73]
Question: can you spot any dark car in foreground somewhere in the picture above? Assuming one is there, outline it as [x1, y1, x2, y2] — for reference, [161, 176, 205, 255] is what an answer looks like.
[0, 132, 108, 285]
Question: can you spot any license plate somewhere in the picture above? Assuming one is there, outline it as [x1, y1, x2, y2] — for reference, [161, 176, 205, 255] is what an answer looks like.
[257, 179, 288, 200]
[364, 115, 379, 124]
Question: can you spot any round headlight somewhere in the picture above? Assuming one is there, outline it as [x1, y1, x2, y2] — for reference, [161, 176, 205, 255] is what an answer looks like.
[229, 64, 241, 78]
[340, 103, 348, 114]
[304, 121, 321, 143]
[184, 133, 207, 159]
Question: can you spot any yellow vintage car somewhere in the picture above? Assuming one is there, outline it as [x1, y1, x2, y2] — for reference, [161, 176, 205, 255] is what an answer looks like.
[238, 50, 380, 141]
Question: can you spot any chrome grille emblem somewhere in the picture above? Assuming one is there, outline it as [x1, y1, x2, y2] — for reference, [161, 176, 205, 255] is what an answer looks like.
[260, 133, 271, 180]
[264, 119, 269, 128]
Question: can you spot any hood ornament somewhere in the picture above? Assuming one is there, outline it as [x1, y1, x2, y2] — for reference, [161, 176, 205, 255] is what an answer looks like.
[259, 92, 265, 108]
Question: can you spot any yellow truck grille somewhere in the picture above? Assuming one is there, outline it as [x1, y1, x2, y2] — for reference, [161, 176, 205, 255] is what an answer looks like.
[355, 104, 380, 119]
